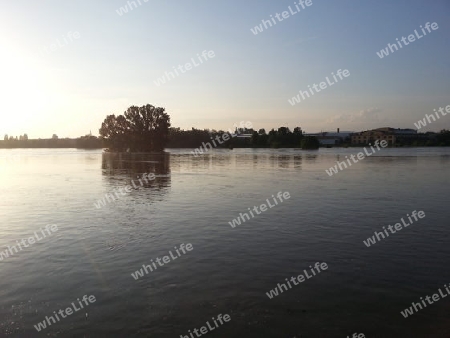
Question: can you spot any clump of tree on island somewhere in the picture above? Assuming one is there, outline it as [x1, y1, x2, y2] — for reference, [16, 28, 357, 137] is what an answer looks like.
[99, 104, 171, 152]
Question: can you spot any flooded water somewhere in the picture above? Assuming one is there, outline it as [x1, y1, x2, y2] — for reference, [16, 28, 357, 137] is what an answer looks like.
[0, 147, 449, 337]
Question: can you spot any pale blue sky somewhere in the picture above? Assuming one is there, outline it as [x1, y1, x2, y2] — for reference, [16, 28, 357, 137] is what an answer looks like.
[0, 0, 449, 138]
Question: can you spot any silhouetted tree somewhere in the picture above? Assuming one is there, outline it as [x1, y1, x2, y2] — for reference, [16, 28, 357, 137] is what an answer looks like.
[301, 136, 320, 150]
[167, 127, 211, 148]
[76, 135, 103, 149]
[99, 104, 171, 152]
[437, 129, 450, 146]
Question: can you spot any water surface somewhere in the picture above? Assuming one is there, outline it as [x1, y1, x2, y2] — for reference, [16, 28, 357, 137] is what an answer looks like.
[0, 148, 449, 337]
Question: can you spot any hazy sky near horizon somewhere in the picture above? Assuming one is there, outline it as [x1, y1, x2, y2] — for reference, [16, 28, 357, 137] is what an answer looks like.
[0, 0, 449, 138]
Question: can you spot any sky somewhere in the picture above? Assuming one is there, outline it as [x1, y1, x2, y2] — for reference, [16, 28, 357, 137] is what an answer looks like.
[0, 0, 449, 138]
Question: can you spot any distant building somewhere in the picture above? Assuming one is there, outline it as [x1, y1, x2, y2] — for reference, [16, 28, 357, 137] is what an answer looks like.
[352, 128, 396, 145]
[305, 128, 352, 146]
[351, 128, 420, 145]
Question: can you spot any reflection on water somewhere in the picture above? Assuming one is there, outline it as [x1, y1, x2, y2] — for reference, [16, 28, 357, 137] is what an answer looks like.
[101, 152, 171, 189]
[96, 152, 172, 214]
[101, 152, 170, 175]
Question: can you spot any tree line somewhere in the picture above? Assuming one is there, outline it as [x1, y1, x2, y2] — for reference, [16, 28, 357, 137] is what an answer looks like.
[98, 104, 316, 151]
[167, 126, 316, 149]
[0, 136, 102, 149]
[7, 103, 449, 151]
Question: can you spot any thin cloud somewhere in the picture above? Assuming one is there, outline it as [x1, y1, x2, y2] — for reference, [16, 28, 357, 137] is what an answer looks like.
[326, 107, 385, 124]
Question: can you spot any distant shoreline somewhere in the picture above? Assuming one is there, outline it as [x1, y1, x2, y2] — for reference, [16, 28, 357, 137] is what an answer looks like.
[0, 137, 101, 149]
[1, 145, 450, 150]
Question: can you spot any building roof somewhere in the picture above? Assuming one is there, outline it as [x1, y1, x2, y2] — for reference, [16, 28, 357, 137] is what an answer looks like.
[305, 131, 353, 137]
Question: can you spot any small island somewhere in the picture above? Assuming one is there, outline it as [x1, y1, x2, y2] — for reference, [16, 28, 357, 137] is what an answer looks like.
[99, 104, 171, 152]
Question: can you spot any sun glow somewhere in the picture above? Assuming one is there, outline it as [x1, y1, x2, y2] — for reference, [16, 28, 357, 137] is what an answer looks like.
[0, 39, 52, 134]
